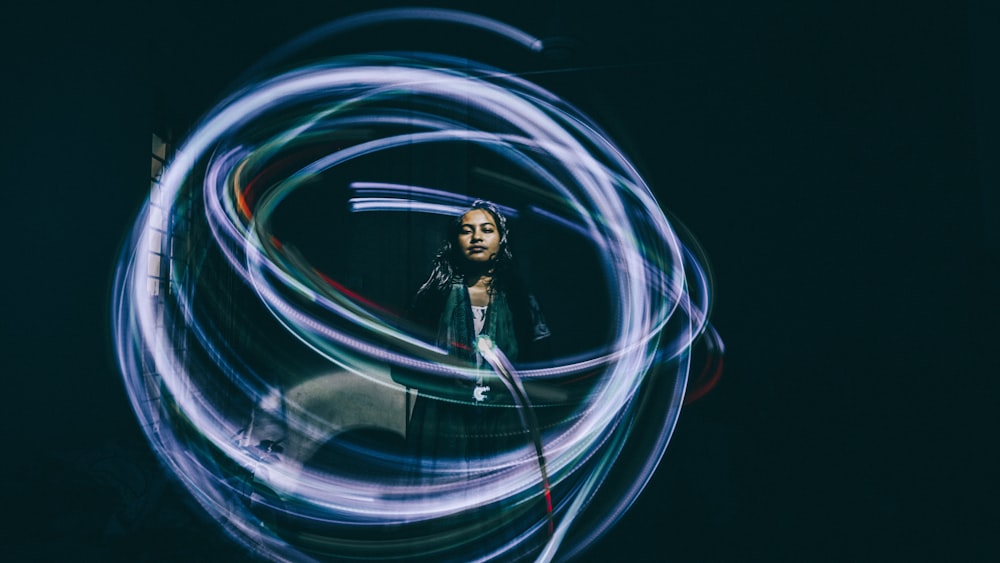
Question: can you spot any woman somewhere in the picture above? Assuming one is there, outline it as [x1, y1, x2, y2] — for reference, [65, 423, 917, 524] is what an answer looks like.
[398, 200, 552, 464]
[391, 200, 573, 561]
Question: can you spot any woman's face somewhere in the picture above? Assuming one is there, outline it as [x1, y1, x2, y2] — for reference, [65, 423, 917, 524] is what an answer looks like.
[457, 209, 501, 264]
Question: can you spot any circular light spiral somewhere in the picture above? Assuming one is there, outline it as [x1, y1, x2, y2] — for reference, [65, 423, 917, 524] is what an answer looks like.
[112, 8, 721, 562]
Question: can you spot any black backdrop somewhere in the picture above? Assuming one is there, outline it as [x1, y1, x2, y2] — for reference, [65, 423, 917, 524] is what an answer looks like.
[5, 1, 997, 561]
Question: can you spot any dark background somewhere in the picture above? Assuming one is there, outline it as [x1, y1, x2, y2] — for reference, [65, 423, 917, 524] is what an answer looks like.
[5, 0, 997, 561]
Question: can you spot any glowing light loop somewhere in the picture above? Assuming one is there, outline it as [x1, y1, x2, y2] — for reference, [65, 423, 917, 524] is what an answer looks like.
[112, 8, 722, 562]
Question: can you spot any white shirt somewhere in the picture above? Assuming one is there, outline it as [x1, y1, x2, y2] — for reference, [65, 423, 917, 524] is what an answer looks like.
[471, 305, 487, 335]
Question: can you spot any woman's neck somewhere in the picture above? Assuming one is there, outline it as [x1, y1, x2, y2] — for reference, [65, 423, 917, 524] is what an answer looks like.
[465, 274, 493, 307]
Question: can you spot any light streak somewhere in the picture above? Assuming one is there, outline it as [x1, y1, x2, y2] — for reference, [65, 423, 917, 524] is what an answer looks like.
[110, 8, 723, 562]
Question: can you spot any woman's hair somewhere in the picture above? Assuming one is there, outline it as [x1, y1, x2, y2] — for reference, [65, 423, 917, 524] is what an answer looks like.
[416, 200, 515, 295]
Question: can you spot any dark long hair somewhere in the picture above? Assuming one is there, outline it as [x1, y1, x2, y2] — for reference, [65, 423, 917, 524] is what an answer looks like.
[416, 200, 515, 296]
